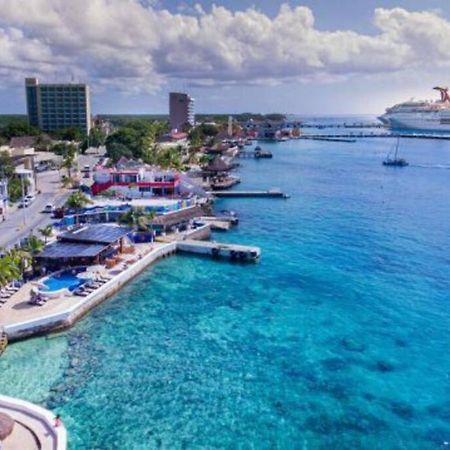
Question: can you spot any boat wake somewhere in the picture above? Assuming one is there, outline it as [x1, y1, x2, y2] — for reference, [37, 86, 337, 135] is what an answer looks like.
[411, 164, 450, 169]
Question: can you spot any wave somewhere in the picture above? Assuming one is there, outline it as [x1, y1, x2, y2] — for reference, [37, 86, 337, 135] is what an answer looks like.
[411, 164, 450, 169]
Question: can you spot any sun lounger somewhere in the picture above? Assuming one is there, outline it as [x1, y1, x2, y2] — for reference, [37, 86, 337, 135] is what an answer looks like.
[74, 290, 89, 297]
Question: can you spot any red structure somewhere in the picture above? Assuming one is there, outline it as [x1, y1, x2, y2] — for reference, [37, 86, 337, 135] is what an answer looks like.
[91, 168, 180, 197]
[433, 86, 450, 102]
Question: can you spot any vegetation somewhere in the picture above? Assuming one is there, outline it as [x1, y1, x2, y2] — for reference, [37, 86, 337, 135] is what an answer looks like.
[0, 233, 46, 286]
[81, 128, 106, 152]
[0, 152, 15, 179]
[65, 191, 93, 209]
[118, 208, 155, 232]
[7, 177, 29, 203]
[23, 235, 45, 256]
[0, 250, 25, 287]
[105, 120, 169, 163]
[51, 127, 85, 142]
[38, 225, 53, 244]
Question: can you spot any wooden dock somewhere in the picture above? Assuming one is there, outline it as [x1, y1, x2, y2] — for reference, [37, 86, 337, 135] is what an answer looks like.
[177, 240, 261, 262]
[209, 190, 289, 198]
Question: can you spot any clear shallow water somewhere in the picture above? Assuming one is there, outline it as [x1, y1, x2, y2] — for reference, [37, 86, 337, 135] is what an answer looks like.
[1, 132, 450, 449]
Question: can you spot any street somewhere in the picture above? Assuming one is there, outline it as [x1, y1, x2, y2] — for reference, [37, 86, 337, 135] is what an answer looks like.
[0, 170, 70, 249]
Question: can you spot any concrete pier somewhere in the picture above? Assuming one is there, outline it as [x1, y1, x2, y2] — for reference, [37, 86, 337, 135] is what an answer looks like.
[177, 239, 261, 262]
[209, 190, 289, 198]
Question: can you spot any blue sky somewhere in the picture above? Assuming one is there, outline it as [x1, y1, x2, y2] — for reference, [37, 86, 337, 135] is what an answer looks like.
[1, 0, 450, 115]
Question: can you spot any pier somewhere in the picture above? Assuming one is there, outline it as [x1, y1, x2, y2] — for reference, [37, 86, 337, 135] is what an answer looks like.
[238, 150, 273, 158]
[177, 239, 261, 262]
[209, 190, 289, 198]
[301, 132, 450, 140]
[300, 136, 357, 143]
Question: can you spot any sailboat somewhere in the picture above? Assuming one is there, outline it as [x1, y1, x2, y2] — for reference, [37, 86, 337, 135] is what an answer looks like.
[383, 137, 409, 167]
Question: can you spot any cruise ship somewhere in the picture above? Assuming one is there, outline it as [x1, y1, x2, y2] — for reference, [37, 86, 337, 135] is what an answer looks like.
[379, 87, 450, 131]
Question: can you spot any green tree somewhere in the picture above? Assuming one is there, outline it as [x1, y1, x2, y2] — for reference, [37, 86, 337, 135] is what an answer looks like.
[118, 208, 155, 232]
[0, 252, 22, 286]
[65, 191, 93, 209]
[38, 225, 53, 244]
[7, 177, 30, 203]
[55, 143, 78, 178]
[22, 235, 44, 256]
[0, 121, 40, 140]
[106, 142, 133, 163]
[0, 152, 15, 179]
[52, 127, 84, 142]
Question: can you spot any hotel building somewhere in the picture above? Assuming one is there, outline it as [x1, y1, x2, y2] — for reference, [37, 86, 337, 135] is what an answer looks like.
[25, 78, 91, 134]
[169, 92, 195, 132]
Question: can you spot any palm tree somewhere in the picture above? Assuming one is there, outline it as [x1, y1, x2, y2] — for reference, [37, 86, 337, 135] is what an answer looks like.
[65, 191, 93, 209]
[23, 235, 44, 256]
[118, 208, 155, 232]
[61, 144, 77, 178]
[38, 224, 53, 243]
[0, 255, 20, 287]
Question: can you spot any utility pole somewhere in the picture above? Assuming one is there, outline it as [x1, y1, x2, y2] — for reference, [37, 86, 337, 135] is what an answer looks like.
[20, 174, 26, 227]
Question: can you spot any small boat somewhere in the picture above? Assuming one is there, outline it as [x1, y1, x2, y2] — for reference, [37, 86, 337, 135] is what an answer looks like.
[383, 137, 408, 167]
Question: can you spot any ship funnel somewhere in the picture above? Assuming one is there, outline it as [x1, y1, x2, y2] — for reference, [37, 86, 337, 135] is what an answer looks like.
[433, 86, 450, 102]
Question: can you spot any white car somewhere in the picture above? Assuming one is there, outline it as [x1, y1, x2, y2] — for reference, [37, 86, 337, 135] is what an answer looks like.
[43, 203, 54, 213]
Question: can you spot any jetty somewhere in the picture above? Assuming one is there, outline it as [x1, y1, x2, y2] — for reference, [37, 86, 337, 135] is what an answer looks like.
[177, 239, 260, 262]
[301, 132, 450, 141]
[209, 189, 289, 199]
[238, 150, 273, 158]
[300, 136, 356, 143]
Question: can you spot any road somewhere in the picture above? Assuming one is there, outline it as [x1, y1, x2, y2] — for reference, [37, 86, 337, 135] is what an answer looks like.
[0, 170, 70, 249]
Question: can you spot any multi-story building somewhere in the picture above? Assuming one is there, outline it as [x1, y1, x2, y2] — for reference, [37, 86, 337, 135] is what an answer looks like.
[91, 167, 180, 198]
[169, 92, 195, 132]
[25, 78, 91, 134]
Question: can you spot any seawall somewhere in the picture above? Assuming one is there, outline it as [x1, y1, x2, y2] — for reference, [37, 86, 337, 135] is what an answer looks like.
[5, 243, 177, 342]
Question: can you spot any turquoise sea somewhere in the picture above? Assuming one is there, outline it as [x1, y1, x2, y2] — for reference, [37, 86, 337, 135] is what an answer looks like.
[1, 120, 450, 449]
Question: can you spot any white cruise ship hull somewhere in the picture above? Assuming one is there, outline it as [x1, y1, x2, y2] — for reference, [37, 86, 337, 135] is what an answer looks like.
[379, 111, 450, 131]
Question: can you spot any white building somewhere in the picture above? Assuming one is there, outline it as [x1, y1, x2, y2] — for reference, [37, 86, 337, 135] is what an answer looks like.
[15, 168, 36, 196]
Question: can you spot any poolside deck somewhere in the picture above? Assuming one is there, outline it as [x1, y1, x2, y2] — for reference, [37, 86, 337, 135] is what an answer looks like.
[0, 242, 173, 340]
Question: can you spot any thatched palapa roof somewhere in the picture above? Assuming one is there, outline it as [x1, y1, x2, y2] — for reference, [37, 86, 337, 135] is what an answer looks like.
[0, 412, 14, 440]
[151, 206, 204, 228]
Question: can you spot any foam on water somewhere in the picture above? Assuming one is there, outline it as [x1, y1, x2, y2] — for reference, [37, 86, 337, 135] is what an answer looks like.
[1, 131, 450, 449]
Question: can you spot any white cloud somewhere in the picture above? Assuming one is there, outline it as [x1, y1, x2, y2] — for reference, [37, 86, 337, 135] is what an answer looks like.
[0, 1, 448, 92]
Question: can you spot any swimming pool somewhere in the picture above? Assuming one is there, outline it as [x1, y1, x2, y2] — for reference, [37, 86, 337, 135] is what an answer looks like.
[42, 272, 87, 292]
